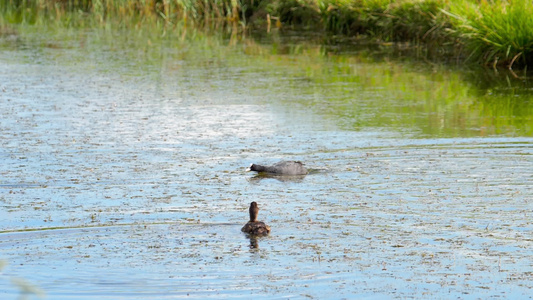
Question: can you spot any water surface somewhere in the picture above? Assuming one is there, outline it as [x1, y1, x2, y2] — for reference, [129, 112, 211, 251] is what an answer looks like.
[1, 26, 532, 299]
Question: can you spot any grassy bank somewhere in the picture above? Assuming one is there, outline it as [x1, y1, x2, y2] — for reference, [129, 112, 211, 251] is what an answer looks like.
[272, 0, 533, 69]
[1, 0, 532, 68]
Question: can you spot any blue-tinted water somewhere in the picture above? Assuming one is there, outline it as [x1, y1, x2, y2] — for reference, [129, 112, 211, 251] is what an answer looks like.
[1, 29, 532, 299]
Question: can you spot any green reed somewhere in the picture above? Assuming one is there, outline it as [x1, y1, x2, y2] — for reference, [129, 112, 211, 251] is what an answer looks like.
[445, 0, 533, 68]
[0, 0, 246, 27]
[1, 0, 533, 68]
[292, 0, 450, 43]
[268, 0, 532, 67]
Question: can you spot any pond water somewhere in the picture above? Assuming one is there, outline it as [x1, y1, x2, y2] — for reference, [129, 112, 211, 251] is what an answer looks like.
[0, 26, 532, 299]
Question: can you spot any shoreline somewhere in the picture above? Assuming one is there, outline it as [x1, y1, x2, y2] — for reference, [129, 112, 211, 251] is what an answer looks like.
[1, 0, 532, 69]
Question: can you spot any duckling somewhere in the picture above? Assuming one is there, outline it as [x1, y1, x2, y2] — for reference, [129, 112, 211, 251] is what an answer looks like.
[247, 161, 308, 175]
[241, 202, 270, 236]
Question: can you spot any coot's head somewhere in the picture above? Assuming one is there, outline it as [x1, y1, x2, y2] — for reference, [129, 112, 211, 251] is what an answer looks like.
[246, 164, 259, 172]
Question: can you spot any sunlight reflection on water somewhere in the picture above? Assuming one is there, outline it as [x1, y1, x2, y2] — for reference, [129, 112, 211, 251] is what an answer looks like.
[1, 35, 533, 299]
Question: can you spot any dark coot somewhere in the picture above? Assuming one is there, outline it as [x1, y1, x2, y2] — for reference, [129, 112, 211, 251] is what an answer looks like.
[247, 161, 307, 175]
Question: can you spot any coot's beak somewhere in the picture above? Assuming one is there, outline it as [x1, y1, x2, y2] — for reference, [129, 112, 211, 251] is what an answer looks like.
[246, 164, 253, 172]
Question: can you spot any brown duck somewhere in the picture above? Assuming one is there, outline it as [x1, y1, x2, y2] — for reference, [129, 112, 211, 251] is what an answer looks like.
[241, 202, 270, 236]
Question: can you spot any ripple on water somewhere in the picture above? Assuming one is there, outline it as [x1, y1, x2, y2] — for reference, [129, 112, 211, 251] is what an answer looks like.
[1, 47, 533, 299]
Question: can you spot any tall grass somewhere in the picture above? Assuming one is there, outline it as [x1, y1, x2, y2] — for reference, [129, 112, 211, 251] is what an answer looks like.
[316, 0, 450, 42]
[0, 0, 248, 28]
[1, 0, 532, 68]
[270, 0, 532, 68]
[445, 0, 533, 68]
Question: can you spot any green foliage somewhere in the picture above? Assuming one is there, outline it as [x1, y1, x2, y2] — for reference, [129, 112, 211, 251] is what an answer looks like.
[312, 0, 451, 43]
[445, 0, 533, 67]
[385, 1, 449, 41]
[1, 0, 533, 67]
[0, 0, 246, 27]
[317, 0, 384, 36]
[265, 0, 321, 27]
